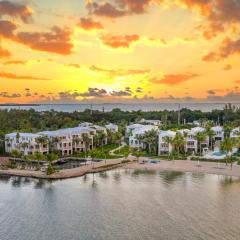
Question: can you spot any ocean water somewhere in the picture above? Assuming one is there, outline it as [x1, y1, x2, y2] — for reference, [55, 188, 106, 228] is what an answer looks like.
[1, 102, 240, 112]
[1, 169, 240, 240]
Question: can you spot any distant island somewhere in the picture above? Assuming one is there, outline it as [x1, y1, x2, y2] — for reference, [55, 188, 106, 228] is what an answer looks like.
[0, 104, 40, 106]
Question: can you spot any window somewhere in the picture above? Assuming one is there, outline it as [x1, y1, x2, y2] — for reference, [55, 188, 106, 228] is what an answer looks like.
[187, 141, 195, 146]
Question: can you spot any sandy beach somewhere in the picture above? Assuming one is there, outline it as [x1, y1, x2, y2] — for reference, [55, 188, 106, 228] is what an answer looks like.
[125, 160, 240, 178]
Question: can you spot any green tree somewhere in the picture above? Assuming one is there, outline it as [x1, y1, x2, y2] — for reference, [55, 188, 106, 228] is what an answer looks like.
[20, 142, 29, 155]
[172, 133, 185, 159]
[11, 149, 22, 159]
[163, 136, 174, 160]
[35, 136, 48, 153]
[46, 152, 58, 163]
[223, 122, 234, 138]
[33, 152, 45, 168]
[220, 138, 236, 169]
[113, 131, 123, 151]
[82, 133, 91, 159]
[194, 132, 207, 155]
[141, 130, 158, 155]
[72, 136, 81, 153]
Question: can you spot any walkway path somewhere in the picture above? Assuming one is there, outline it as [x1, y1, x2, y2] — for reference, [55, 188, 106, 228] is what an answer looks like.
[0, 158, 125, 180]
[109, 142, 127, 156]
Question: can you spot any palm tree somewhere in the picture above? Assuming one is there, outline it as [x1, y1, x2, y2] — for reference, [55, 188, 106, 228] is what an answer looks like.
[172, 133, 185, 159]
[97, 131, 107, 152]
[194, 132, 207, 166]
[220, 138, 236, 169]
[141, 130, 158, 155]
[72, 136, 81, 153]
[194, 132, 207, 155]
[50, 136, 59, 151]
[113, 131, 123, 152]
[89, 149, 98, 168]
[36, 136, 48, 153]
[20, 142, 29, 155]
[223, 122, 234, 138]
[206, 127, 215, 151]
[183, 131, 189, 157]
[33, 152, 44, 168]
[106, 129, 114, 144]
[163, 136, 174, 160]
[16, 132, 20, 143]
[82, 133, 91, 159]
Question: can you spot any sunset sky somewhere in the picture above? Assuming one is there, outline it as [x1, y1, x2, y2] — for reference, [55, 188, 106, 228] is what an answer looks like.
[0, 0, 240, 104]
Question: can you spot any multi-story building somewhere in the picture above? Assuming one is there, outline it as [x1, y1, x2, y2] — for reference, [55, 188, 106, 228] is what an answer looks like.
[184, 127, 209, 154]
[211, 126, 224, 142]
[158, 130, 176, 155]
[40, 126, 95, 155]
[105, 123, 118, 132]
[128, 124, 159, 148]
[230, 127, 240, 139]
[5, 133, 49, 155]
[139, 118, 161, 126]
[79, 122, 108, 144]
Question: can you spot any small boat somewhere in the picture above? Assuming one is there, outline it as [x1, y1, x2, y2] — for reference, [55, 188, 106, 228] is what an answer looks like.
[149, 160, 160, 164]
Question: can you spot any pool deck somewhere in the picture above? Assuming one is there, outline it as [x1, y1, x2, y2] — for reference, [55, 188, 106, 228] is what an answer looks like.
[125, 160, 240, 178]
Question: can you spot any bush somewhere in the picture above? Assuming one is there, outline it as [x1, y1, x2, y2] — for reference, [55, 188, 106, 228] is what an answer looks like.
[46, 164, 55, 175]
[190, 156, 238, 163]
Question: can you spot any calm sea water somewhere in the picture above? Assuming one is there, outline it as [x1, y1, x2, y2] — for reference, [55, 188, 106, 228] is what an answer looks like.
[1, 169, 240, 240]
[1, 102, 240, 112]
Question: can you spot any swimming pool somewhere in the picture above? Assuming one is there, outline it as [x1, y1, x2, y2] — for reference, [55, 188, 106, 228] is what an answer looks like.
[212, 151, 226, 157]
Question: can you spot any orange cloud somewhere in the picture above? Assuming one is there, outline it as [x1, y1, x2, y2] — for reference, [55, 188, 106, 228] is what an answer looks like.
[64, 63, 81, 68]
[151, 73, 199, 85]
[116, 0, 152, 14]
[0, 20, 74, 55]
[0, 71, 50, 80]
[0, 46, 11, 57]
[100, 34, 139, 48]
[0, 1, 32, 23]
[0, 20, 17, 38]
[202, 38, 240, 61]
[87, 2, 126, 18]
[180, 0, 240, 39]
[86, 0, 154, 18]
[3, 60, 26, 65]
[16, 26, 73, 55]
[77, 17, 103, 30]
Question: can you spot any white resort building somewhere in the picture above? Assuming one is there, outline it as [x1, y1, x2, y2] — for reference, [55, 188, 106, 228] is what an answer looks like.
[211, 126, 224, 142]
[139, 118, 161, 126]
[39, 126, 95, 156]
[184, 127, 209, 154]
[230, 127, 240, 139]
[158, 130, 176, 155]
[5, 133, 49, 156]
[105, 123, 118, 132]
[127, 124, 159, 148]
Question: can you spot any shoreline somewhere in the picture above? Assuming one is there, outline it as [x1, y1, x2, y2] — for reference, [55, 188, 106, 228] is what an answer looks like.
[125, 160, 240, 178]
[0, 159, 125, 180]
[1, 159, 240, 180]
